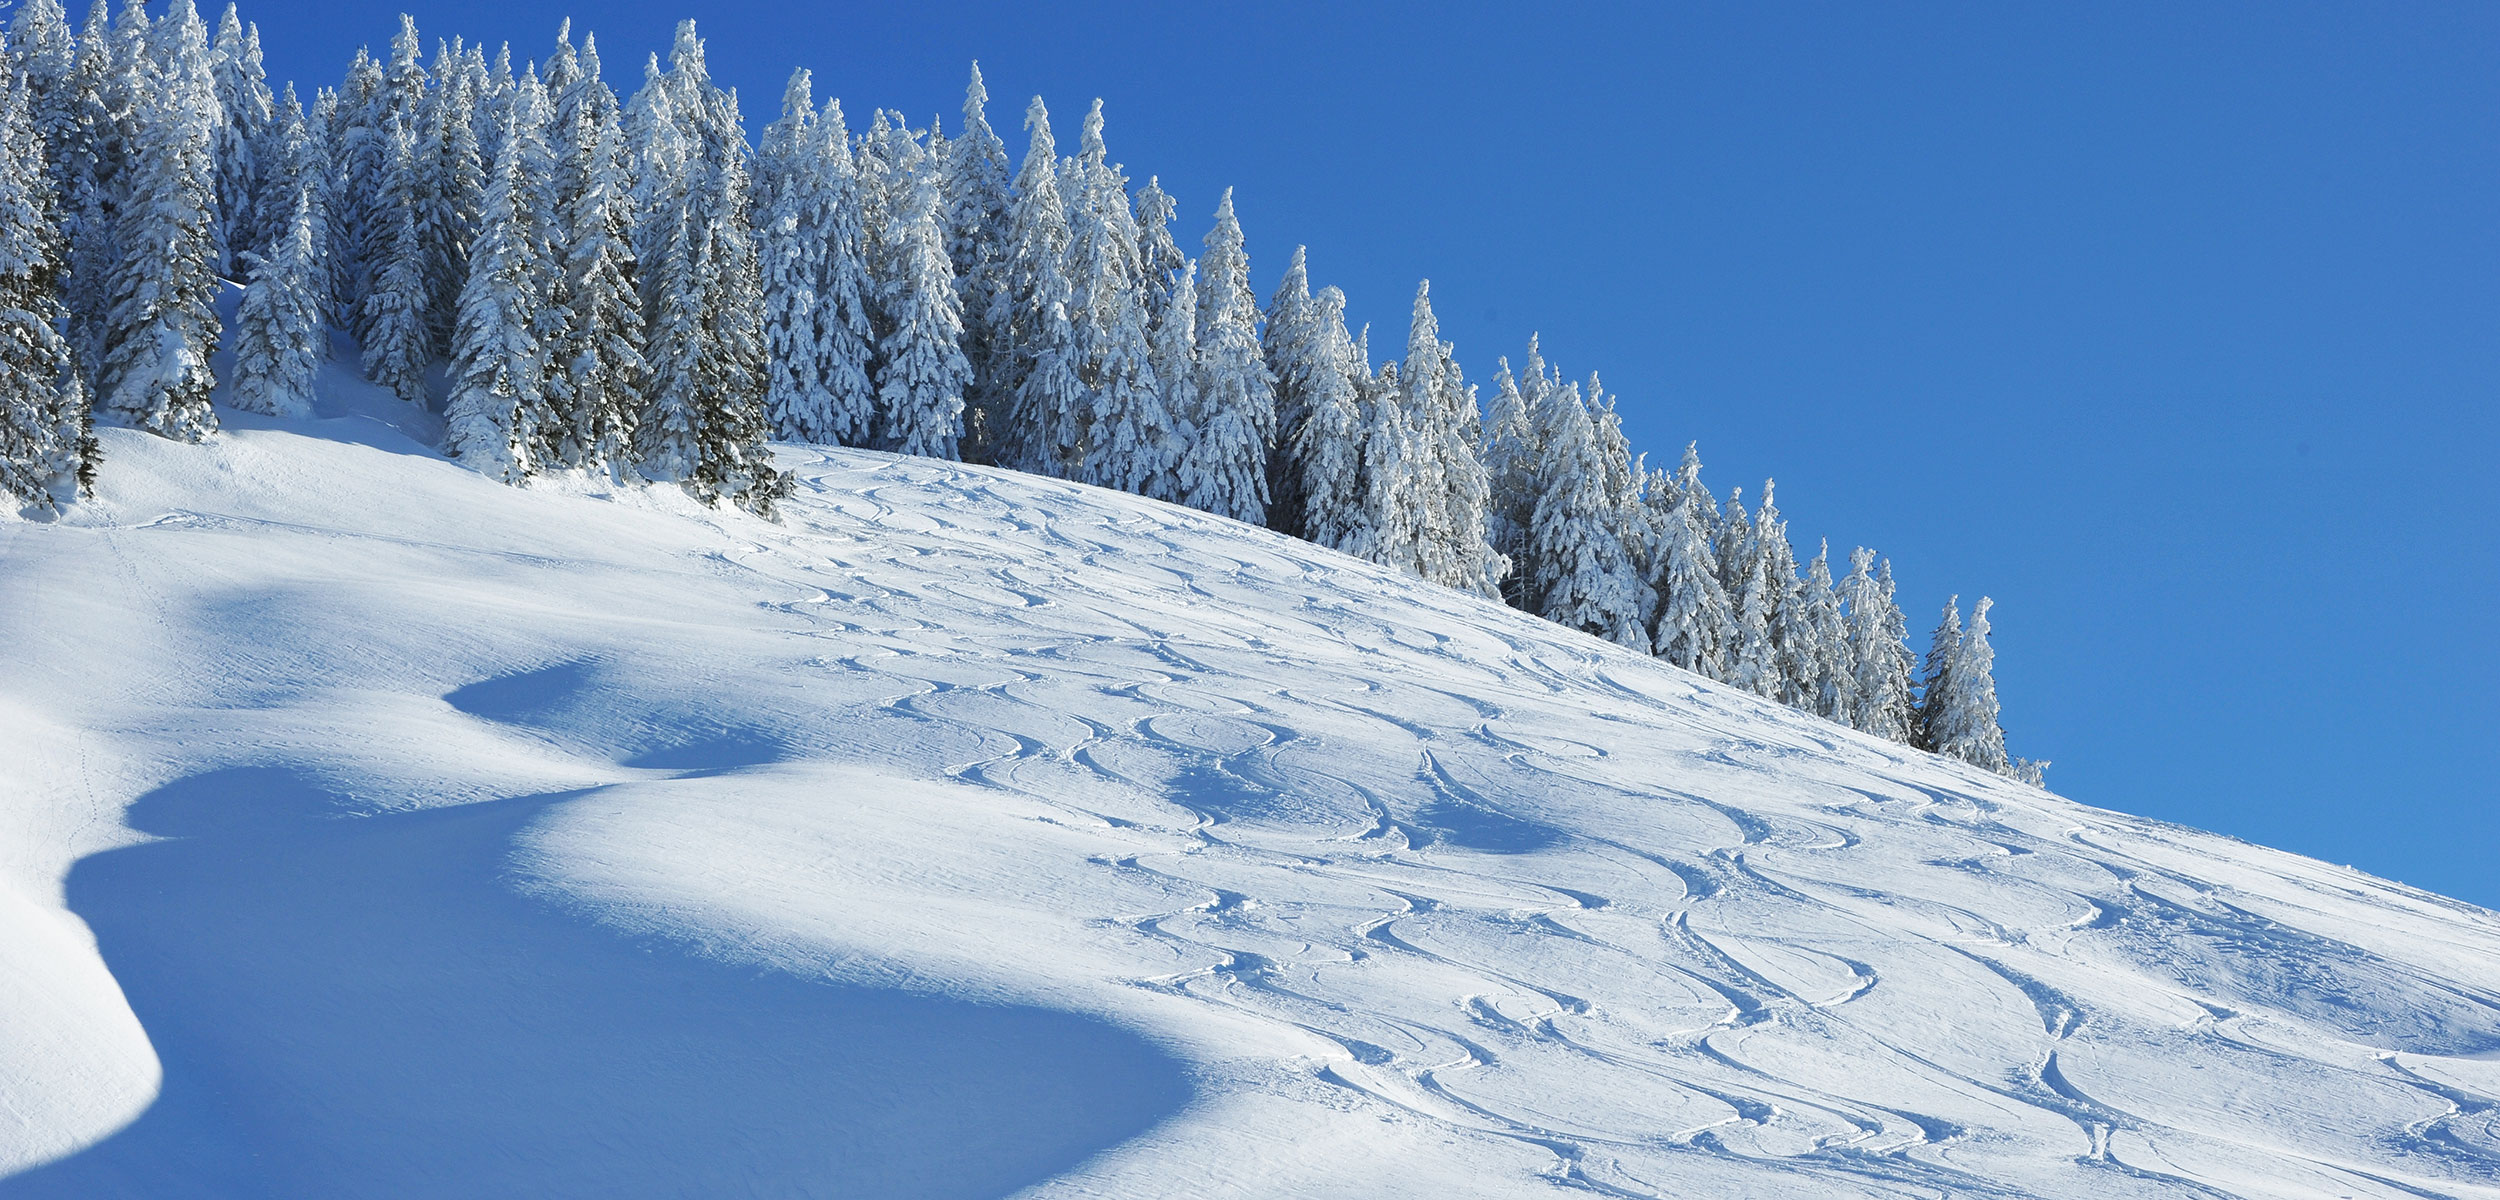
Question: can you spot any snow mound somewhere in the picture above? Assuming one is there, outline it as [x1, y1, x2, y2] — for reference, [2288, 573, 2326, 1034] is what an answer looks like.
[3, 409, 2497, 1199]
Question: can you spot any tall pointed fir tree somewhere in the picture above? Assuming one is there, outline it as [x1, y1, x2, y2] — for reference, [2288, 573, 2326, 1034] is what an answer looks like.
[755, 68, 828, 441]
[810, 98, 877, 447]
[98, 0, 220, 442]
[1399, 282, 1503, 597]
[872, 171, 969, 459]
[418, 41, 483, 350]
[1783, 541, 1851, 721]
[1180, 188, 1274, 524]
[1725, 481, 1794, 698]
[1288, 286, 1368, 554]
[1526, 381, 1647, 647]
[227, 185, 327, 418]
[944, 63, 1012, 463]
[359, 109, 431, 404]
[1352, 342, 1423, 573]
[1093, 253, 1185, 500]
[1926, 596, 2013, 775]
[1915, 597, 1963, 753]
[56, 0, 124, 384]
[1840, 548, 1918, 742]
[443, 110, 547, 483]
[1651, 444, 1732, 676]
[1133, 176, 1186, 329]
[1000, 96, 1081, 478]
[544, 31, 644, 472]
[330, 45, 385, 329]
[1260, 245, 1315, 535]
[1480, 343, 1541, 608]
[208, 5, 269, 273]
[0, 37, 94, 509]
[1065, 100, 1161, 497]
[629, 23, 784, 513]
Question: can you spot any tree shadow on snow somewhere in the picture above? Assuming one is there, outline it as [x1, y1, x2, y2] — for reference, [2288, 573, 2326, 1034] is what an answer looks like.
[1, 766, 1189, 1200]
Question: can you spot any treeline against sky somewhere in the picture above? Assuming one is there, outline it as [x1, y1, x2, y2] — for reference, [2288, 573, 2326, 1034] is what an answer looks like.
[0, 5, 2041, 779]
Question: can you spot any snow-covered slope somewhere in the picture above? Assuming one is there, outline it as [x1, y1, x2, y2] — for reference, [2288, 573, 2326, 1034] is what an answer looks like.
[4, 394, 2498, 1198]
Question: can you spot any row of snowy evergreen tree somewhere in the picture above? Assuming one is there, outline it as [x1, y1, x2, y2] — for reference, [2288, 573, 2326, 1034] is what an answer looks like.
[0, 6, 2040, 782]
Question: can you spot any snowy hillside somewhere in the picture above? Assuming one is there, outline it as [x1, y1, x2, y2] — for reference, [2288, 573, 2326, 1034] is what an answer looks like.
[3, 396, 2498, 1199]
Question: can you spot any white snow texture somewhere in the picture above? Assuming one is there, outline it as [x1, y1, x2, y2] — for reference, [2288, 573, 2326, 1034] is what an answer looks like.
[2, 389, 2497, 1199]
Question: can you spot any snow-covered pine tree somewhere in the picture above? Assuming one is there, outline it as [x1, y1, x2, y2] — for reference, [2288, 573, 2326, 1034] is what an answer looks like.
[1289, 285, 1367, 553]
[330, 45, 385, 330]
[0, 36, 93, 509]
[1783, 540, 1850, 720]
[1132, 175, 1186, 330]
[7, 0, 79, 212]
[255, 85, 328, 284]
[1914, 596, 1963, 753]
[442, 109, 547, 483]
[1651, 443, 1732, 676]
[544, 31, 644, 472]
[1181, 188, 1273, 523]
[809, 98, 876, 447]
[872, 170, 969, 459]
[1726, 480, 1797, 698]
[227, 185, 327, 418]
[209, 5, 269, 274]
[630, 25, 784, 514]
[54, 0, 124, 384]
[98, 0, 220, 442]
[999, 96, 1081, 478]
[1061, 101, 1160, 496]
[1840, 548, 1918, 742]
[1260, 245, 1315, 535]
[1480, 344, 1539, 608]
[1931, 596, 2013, 775]
[418, 41, 483, 349]
[944, 63, 1012, 463]
[1076, 243, 1183, 499]
[1398, 282, 1503, 597]
[1351, 342, 1425, 574]
[755, 68, 827, 442]
[358, 109, 431, 405]
[1526, 380, 1646, 647]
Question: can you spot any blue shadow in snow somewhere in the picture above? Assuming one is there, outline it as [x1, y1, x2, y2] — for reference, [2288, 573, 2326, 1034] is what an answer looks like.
[1417, 797, 1565, 855]
[1, 767, 1190, 1200]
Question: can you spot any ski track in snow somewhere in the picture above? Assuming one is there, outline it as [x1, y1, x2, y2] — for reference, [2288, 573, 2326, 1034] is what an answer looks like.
[3, 412, 2500, 1198]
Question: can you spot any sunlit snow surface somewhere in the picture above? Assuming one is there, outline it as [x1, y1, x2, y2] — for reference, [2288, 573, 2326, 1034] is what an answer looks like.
[4, 392, 2499, 1197]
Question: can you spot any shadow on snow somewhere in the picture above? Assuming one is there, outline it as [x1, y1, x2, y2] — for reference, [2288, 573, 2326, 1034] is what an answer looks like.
[2, 766, 1190, 1199]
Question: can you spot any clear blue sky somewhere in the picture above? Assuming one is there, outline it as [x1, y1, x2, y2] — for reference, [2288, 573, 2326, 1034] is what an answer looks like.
[236, 2, 2496, 905]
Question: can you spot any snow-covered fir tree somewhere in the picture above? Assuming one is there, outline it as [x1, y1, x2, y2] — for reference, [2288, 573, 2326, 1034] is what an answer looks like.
[1397, 282, 1503, 597]
[629, 23, 784, 513]
[999, 96, 1081, 478]
[1650, 444, 1731, 675]
[1840, 548, 1918, 742]
[755, 68, 827, 441]
[1259, 245, 1314, 534]
[1083, 248, 1185, 500]
[1525, 380, 1646, 647]
[358, 109, 431, 404]
[1480, 342, 1541, 608]
[1288, 285, 1368, 554]
[1064, 101, 1160, 496]
[1915, 597, 1963, 753]
[1780, 539, 1849, 720]
[871, 170, 969, 459]
[543, 30, 645, 471]
[943, 63, 1012, 463]
[226, 185, 326, 418]
[1352, 343, 1424, 573]
[1181, 189, 1273, 523]
[1133, 176, 1186, 330]
[98, 0, 221, 442]
[209, 5, 268, 273]
[417, 41, 483, 349]
[329, 45, 385, 329]
[442, 110, 549, 482]
[0, 36, 93, 510]
[1922, 596, 2013, 775]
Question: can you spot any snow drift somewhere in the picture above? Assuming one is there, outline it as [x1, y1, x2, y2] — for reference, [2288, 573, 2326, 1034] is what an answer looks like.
[3, 392, 2497, 1198]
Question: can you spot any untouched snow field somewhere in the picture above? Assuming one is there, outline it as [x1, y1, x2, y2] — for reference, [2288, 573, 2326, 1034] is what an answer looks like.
[4, 384, 2500, 1197]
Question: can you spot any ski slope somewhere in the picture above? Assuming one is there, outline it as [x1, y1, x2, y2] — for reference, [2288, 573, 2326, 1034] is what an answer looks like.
[3, 382, 2498, 1197]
